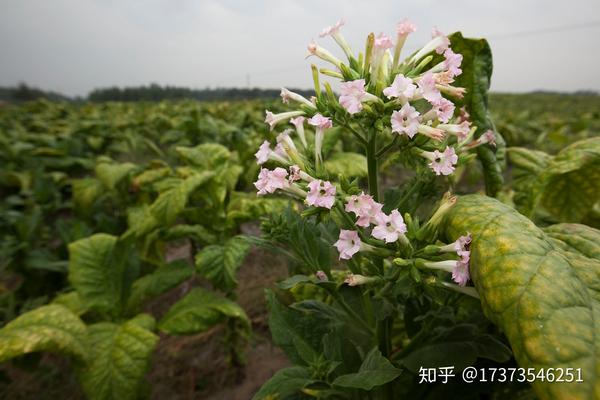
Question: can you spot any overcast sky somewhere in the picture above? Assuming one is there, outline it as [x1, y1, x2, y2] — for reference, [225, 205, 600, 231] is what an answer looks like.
[1, 0, 599, 97]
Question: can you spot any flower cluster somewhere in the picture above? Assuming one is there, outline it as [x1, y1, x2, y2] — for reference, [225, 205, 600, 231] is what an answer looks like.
[253, 19, 485, 289]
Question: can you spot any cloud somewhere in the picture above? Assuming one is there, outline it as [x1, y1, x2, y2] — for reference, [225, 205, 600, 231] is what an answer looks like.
[0, 0, 598, 96]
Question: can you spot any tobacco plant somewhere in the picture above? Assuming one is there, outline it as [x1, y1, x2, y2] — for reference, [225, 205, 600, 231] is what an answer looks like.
[251, 19, 599, 400]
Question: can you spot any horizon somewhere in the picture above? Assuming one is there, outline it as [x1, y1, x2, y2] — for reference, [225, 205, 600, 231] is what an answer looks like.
[1, 1, 600, 97]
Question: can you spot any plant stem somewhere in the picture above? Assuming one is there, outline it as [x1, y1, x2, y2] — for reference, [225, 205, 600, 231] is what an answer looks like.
[375, 136, 399, 158]
[366, 132, 380, 201]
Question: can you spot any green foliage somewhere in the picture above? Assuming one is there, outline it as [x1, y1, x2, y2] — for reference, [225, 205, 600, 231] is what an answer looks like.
[449, 32, 505, 196]
[332, 347, 401, 390]
[509, 137, 600, 226]
[158, 287, 250, 335]
[78, 315, 159, 400]
[68, 234, 127, 315]
[252, 366, 313, 400]
[125, 260, 194, 313]
[0, 305, 87, 362]
[443, 195, 600, 400]
[195, 235, 251, 292]
[324, 152, 368, 178]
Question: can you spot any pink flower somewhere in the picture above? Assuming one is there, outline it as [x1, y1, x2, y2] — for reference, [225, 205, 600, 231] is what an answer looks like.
[254, 140, 289, 165]
[396, 19, 417, 36]
[308, 113, 333, 130]
[344, 274, 377, 286]
[438, 121, 471, 141]
[422, 147, 458, 176]
[307, 41, 343, 67]
[374, 33, 394, 49]
[316, 270, 328, 281]
[306, 179, 336, 209]
[277, 129, 298, 153]
[338, 79, 379, 114]
[431, 27, 450, 54]
[431, 98, 455, 123]
[443, 49, 463, 77]
[289, 116, 307, 147]
[309, 114, 333, 165]
[417, 125, 445, 142]
[391, 103, 420, 138]
[418, 72, 442, 103]
[254, 167, 290, 195]
[319, 19, 344, 37]
[290, 116, 305, 128]
[288, 165, 301, 183]
[371, 210, 407, 243]
[452, 258, 470, 286]
[481, 130, 496, 147]
[334, 230, 361, 260]
[254, 140, 272, 165]
[280, 88, 315, 108]
[265, 110, 305, 130]
[345, 192, 383, 227]
[457, 107, 470, 124]
[382, 74, 416, 102]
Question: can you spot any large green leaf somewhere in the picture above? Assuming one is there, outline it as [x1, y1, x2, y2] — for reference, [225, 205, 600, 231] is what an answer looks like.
[333, 347, 401, 390]
[509, 137, 600, 224]
[252, 366, 313, 400]
[71, 178, 103, 210]
[225, 191, 289, 229]
[265, 290, 332, 366]
[79, 315, 159, 400]
[95, 161, 138, 190]
[508, 147, 552, 216]
[541, 138, 600, 223]
[324, 152, 368, 178]
[150, 171, 214, 225]
[175, 143, 231, 169]
[195, 235, 251, 292]
[158, 287, 249, 335]
[0, 305, 87, 362]
[126, 260, 194, 313]
[450, 32, 505, 196]
[68, 234, 125, 314]
[443, 195, 599, 400]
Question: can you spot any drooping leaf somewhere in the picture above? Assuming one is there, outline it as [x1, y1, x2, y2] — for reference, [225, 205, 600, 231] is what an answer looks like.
[195, 235, 251, 292]
[68, 234, 127, 315]
[95, 161, 138, 190]
[450, 32, 505, 196]
[175, 143, 231, 169]
[164, 224, 217, 244]
[0, 305, 87, 362]
[265, 290, 331, 366]
[71, 178, 104, 210]
[443, 194, 600, 400]
[540, 137, 600, 223]
[78, 315, 158, 400]
[333, 347, 401, 390]
[324, 152, 368, 178]
[508, 147, 552, 216]
[52, 291, 89, 316]
[158, 287, 249, 335]
[126, 260, 194, 313]
[509, 138, 600, 224]
[150, 171, 214, 225]
[252, 366, 313, 400]
[225, 191, 289, 229]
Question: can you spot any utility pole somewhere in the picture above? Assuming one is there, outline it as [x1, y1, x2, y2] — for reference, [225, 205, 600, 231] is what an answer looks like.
[246, 74, 250, 88]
